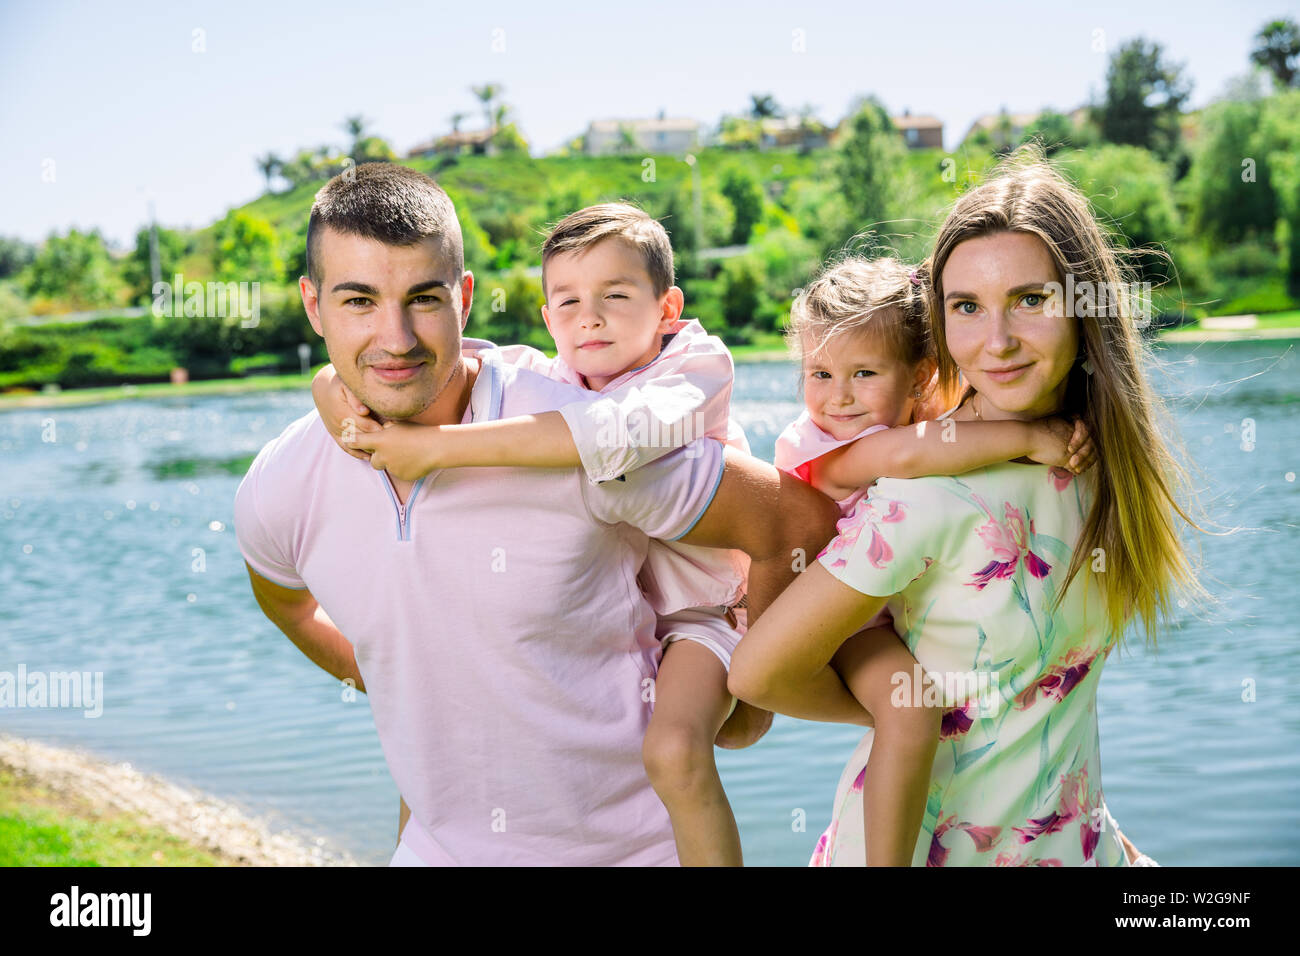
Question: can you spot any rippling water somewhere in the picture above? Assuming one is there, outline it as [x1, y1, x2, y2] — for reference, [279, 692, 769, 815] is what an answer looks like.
[1, 340, 1296, 865]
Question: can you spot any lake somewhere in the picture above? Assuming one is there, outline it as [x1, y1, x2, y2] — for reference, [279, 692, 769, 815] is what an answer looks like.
[1, 339, 1296, 865]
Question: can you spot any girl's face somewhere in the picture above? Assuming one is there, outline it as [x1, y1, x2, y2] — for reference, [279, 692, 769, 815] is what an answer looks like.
[802, 324, 932, 441]
[941, 231, 1079, 420]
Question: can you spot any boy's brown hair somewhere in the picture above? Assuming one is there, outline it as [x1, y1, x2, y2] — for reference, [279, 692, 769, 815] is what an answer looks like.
[541, 203, 675, 299]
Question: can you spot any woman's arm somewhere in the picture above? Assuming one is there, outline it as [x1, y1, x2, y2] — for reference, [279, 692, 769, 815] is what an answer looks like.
[728, 561, 888, 725]
[809, 417, 1094, 501]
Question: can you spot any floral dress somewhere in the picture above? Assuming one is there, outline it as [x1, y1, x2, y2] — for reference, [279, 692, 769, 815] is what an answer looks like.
[810, 461, 1129, 867]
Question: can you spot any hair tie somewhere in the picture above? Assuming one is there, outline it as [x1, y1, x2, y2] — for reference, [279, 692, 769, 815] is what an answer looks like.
[909, 270, 921, 287]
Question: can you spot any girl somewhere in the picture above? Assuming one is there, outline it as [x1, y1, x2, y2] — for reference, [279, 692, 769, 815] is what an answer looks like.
[768, 254, 1096, 865]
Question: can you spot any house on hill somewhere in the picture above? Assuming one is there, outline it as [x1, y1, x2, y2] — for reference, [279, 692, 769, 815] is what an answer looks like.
[407, 128, 497, 159]
[828, 110, 944, 150]
[758, 116, 830, 151]
[891, 110, 944, 149]
[583, 117, 702, 155]
[959, 106, 1092, 149]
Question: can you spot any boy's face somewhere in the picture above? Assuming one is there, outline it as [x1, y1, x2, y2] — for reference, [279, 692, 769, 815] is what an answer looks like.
[542, 237, 682, 391]
[300, 228, 474, 423]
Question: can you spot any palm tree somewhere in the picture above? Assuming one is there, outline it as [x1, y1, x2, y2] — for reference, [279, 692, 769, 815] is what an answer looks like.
[449, 111, 469, 134]
[749, 93, 780, 119]
[341, 115, 368, 156]
[255, 152, 282, 193]
[471, 84, 503, 133]
[1251, 18, 1300, 88]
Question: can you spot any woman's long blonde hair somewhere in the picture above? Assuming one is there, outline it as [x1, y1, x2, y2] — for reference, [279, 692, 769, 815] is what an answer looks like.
[926, 146, 1204, 647]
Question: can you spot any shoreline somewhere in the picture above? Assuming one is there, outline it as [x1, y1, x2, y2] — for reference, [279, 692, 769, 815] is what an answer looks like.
[0, 327, 1295, 411]
[0, 735, 358, 866]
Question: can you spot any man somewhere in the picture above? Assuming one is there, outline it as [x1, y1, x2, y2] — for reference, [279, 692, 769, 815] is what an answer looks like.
[235, 163, 858, 865]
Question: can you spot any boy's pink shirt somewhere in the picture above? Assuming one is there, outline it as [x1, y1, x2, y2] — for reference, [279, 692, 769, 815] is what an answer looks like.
[497, 318, 748, 613]
[235, 341, 726, 865]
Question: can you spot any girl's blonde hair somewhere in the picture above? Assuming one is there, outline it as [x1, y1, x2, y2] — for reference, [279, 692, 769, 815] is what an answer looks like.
[786, 256, 953, 418]
[925, 145, 1204, 647]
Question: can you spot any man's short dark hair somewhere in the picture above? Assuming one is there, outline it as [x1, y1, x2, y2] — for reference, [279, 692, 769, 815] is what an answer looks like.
[305, 163, 464, 288]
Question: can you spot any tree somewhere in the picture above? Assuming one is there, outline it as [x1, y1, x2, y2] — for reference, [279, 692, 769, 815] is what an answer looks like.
[834, 97, 906, 245]
[123, 225, 190, 303]
[1186, 97, 1277, 244]
[0, 236, 35, 280]
[749, 93, 780, 120]
[449, 111, 468, 134]
[720, 257, 762, 331]
[720, 167, 764, 245]
[1250, 18, 1300, 89]
[1258, 90, 1300, 295]
[341, 115, 368, 157]
[471, 84, 503, 133]
[1057, 145, 1181, 283]
[353, 135, 396, 164]
[255, 152, 282, 193]
[1093, 38, 1191, 158]
[1019, 110, 1088, 155]
[22, 229, 123, 309]
[212, 211, 282, 283]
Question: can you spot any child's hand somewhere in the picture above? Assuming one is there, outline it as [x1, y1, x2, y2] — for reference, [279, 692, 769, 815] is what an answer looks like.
[1065, 417, 1097, 473]
[351, 421, 442, 482]
[1027, 416, 1096, 474]
[311, 364, 382, 461]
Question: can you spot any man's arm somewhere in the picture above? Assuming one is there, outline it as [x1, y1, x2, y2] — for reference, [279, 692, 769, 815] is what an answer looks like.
[245, 564, 365, 692]
[676, 447, 871, 726]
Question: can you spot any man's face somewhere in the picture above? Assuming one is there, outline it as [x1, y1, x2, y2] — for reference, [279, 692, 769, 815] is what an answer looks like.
[541, 237, 681, 391]
[301, 229, 473, 422]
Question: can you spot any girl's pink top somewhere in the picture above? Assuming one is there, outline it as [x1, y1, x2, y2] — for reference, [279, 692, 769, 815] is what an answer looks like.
[775, 409, 893, 630]
[774, 409, 890, 515]
[497, 318, 748, 613]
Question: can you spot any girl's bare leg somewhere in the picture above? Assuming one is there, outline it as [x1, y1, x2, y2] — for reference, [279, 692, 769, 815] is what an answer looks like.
[832, 626, 942, 866]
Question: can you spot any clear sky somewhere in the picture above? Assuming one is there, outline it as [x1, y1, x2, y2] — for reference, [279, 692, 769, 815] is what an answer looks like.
[1, 0, 1293, 247]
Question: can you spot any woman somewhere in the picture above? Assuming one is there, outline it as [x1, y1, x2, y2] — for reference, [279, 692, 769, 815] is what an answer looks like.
[729, 150, 1201, 866]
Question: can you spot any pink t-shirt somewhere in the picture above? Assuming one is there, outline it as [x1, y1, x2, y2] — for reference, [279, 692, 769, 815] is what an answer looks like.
[774, 409, 891, 514]
[498, 318, 748, 614]
[775, 409, 893, 631]
[234, 339, 725, 865]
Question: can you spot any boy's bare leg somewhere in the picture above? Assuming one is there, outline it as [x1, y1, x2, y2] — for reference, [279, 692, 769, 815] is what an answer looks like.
[832, 626, 942, 866]
[398, 797, 410, 845]
[643, 640, 742, 866]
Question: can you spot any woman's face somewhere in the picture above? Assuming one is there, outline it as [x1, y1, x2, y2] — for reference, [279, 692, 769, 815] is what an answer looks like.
[941, 231, 1078, 420]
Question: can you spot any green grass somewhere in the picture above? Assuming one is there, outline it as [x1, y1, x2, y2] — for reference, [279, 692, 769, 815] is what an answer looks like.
[730, 330, 794, 362]
[0, 367, 322, 409]
[1160, 309, 1300, 335]
[0, 769, 229, 866]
